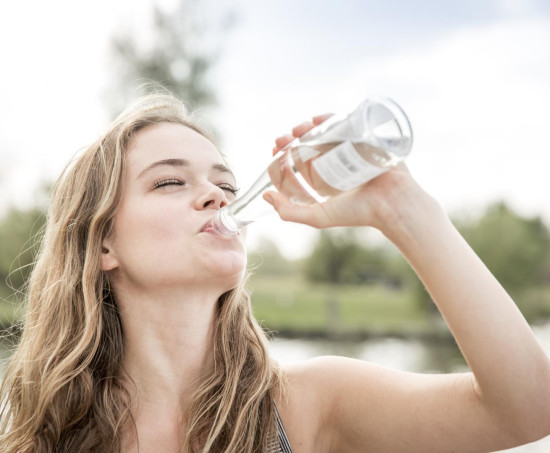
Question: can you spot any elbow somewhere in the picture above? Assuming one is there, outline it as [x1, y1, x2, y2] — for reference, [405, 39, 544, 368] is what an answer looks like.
[512, 418, 550, 447]
[506, 368, 550, 445]
[497, 405, 550, 448]
[479, 365, 550, 446]
[524, 400, 550, 443]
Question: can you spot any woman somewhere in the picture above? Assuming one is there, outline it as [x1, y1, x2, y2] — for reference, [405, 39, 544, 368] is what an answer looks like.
[1, 92, 549, 453]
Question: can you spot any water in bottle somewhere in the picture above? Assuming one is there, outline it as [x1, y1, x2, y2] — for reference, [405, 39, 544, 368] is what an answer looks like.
[207, 96, 413, 235]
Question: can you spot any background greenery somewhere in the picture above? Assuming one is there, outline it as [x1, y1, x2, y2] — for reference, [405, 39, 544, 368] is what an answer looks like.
[247, 202, 550, 337]
[2, 0, 550, 336]
[3, 198, 550, 336]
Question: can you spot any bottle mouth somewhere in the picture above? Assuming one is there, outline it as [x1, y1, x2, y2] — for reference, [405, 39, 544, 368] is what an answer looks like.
[203, 208, 242, 236]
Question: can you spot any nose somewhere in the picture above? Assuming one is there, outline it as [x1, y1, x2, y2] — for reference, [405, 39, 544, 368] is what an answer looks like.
[194, 184, 228, 211]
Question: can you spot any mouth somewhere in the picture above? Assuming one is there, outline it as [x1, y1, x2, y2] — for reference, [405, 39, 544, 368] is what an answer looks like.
[199, 218, 216, 233]
[199, 218, 238, 237]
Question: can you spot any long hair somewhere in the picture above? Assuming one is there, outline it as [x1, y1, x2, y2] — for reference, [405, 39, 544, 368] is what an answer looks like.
[0, 92, 287, 452]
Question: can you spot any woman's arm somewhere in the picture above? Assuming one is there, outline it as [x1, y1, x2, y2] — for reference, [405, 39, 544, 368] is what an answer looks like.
[266, 122, 550, 452]
[382, 179, 550, 431]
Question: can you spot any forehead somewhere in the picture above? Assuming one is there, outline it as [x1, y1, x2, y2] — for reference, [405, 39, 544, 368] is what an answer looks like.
[127, 122, 223, 173]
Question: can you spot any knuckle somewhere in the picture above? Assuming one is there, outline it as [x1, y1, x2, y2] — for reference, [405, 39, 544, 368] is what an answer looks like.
[292, 122, 311, 135]
[275, 134, 294, 148]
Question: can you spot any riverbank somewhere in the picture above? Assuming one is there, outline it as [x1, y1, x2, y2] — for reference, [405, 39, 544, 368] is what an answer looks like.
[2, 276, 549, 342]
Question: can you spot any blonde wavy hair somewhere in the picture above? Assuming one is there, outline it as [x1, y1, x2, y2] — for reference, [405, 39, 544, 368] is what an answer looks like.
[0, 93, 287, 452]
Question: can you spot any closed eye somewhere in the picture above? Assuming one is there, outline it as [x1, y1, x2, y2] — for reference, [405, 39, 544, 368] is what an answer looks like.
[218, 183, 240, 196]
[153, 178, 185, 189]
[152, 178, 239, 196]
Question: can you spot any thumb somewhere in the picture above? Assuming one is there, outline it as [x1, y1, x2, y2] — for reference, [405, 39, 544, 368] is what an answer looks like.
[263, 191, 326, 228]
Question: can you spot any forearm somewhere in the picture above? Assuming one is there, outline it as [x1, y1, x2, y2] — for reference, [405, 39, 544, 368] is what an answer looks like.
[381, 188, 550, 426]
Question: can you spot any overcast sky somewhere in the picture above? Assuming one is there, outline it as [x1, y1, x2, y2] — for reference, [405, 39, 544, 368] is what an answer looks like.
[1, 0, 549, 258]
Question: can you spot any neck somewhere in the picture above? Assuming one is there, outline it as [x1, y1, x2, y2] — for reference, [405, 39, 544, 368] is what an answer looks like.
[117, 286, 222, 417]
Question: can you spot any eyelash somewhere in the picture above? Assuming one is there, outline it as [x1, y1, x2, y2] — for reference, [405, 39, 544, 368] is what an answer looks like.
[218, 183, 240, 196]
[153, 178, 240, 195]
[153, 178, 184, 189]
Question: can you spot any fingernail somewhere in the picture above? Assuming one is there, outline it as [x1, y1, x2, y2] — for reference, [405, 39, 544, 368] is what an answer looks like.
[263, 193, 273, 205]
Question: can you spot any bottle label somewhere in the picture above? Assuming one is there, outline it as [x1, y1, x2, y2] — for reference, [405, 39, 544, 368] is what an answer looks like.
[312, 141, 387, 191]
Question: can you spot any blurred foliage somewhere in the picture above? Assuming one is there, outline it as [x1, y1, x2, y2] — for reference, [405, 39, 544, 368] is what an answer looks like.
[458, 202, 550, 288]
[2, 199, 550, 327]
[456, 202, 550, 321]
[296, 201, 550, 322]
[106, 0, 236, 118]
[247, 237, 299, 277]
[303, 228, 408, 288]
[0, 207, 45, 303]
[403, 202, 550, 320]
[250, 274, 433, 337]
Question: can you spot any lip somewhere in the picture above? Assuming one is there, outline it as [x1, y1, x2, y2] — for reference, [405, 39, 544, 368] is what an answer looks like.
[199, 218, 236, 237]
[199, 218, 215, 233]
[197, 216, 241, 240]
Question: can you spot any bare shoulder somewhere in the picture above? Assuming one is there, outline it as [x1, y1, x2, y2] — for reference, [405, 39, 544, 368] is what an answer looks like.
[275, 356, 372, 453]
[281, 355, 393, 395]
[276, 356, 521, 453]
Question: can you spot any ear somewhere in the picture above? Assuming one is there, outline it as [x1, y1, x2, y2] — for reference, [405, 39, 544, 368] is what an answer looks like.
[100, 238, 119, 272]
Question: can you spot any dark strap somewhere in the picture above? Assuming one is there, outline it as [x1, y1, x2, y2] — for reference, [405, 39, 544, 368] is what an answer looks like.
[272, 402, 293, 453]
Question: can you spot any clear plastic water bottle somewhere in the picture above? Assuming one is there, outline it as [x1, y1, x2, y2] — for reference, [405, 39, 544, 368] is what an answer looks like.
[207, 96, 413, 235]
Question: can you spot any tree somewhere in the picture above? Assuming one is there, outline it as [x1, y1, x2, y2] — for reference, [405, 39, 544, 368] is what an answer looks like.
[305, 229, 357, 284]
[105, 0, 235, 118]
[304, 228, 407, 286]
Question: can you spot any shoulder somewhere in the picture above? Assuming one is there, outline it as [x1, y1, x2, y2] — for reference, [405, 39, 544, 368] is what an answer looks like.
[278, 355, 354, 403]
[274, 356, 373, 453]
[281, 355, 385, 395]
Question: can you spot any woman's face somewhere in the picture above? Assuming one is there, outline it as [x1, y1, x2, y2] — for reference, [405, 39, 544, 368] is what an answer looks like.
[102, 122, 247, 296]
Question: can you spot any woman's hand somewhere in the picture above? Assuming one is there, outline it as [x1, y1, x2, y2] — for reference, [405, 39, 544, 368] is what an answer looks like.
[263, 115, 435, 233]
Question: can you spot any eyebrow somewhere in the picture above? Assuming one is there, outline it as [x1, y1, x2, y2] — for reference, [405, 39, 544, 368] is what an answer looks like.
[138, 158, 234, 179]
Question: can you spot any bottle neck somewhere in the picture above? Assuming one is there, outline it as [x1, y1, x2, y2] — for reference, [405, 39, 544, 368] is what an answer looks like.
[209, 164, 275, 235]
[209, 207, 242, 235]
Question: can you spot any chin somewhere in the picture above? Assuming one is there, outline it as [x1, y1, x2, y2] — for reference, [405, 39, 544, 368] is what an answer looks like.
[204, 248, 247, 280]
[213, 258, 247, 282]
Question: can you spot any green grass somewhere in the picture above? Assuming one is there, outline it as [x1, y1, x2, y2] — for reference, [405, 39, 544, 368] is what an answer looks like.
[250, 276, 550, 336]
[2, 278, 550, 337]
[249, 274, 433, 335]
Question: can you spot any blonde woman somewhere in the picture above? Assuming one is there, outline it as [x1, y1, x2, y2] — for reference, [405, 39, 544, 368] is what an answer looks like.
[1, 92, 550, 453]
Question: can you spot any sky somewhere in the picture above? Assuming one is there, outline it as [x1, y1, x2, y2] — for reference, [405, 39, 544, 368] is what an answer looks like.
[1, 0, 549, 259]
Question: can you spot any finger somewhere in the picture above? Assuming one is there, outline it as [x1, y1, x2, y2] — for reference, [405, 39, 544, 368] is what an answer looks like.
[273, 113, 334, 156]
[274, 134, 295, 153]
[312, 113, 334, 125]
[263, 191, 326, 228]
[292, 113, 334, 137]
[291, 121, 316, 138]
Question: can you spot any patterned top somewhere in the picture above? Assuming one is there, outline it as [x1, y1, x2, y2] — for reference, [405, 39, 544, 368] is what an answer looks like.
[269, 403, 293, 453]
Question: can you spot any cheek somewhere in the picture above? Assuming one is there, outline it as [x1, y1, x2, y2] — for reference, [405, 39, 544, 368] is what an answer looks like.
[111, 197, 247, 286]
[113, 200, 192, 266]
